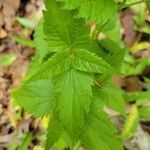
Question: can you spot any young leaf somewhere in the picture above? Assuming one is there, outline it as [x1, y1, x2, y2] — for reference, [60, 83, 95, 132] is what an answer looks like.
[45, 117, 62, 150]
[12, 80, 54, 117]
[72, 49, 115, 74]
[54, 69, 93, 141]
[44, 0, 90, 52]
[57, 0, 117, 26]
[81, 104, 123, 150]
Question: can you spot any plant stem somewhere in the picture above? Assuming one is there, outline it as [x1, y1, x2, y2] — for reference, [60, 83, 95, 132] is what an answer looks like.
[122, 0, 145, 9]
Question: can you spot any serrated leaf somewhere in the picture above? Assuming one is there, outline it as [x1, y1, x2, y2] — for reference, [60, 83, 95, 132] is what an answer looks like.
[82, 103, 123, 150]
[43, 0, 90, 52]
[54, 69, 93, 142]
[57, 0, 117, 26]
[45, 117, 62, 150]
[12, 80, 54, 117]
[27, 50, 72, 82]
[34, 19, 50, 60]
[73, 49, 115, 74]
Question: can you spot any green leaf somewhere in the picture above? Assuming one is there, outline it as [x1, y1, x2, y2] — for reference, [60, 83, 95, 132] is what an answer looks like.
[12, 35, 36, 48]
[139, 106, 150, 119]
[98, 39, 125, 70]
[18, 132, 32, 150]
[26, 54, 42, 78]
[73, 49, 115, 74]
[28, 48, 116, 82]
[104, 16, 123, 45]
[125, 91, 150, 105]
[98, 84, 125, 115]
[54, 69, 93, 142]
[45, 117, 62, 150]
[54, 138, 67, 150]
[121, 105, 139, 139]
[27, 50, 71, 82]
[17, 17, 35, 29]
[146, 0, 150, 14]
[12, 80, 54, 117]
[121, 56, 150, 76]
[34, 19, 50, 60]
[44, 0, 90, 52]
[0, 54, 16, 67]
[57, 0, 117, 26]
[82, 104, 123, 150]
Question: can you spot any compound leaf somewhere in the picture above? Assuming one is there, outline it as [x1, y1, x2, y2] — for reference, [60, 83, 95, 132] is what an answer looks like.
[28, 48, 116, 83]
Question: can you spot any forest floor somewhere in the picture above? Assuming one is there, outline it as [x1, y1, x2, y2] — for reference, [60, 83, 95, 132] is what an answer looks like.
[0, 0, 150, 150]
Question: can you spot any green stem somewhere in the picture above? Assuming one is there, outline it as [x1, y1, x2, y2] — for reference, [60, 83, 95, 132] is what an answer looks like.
[122, 0, 145, 9]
